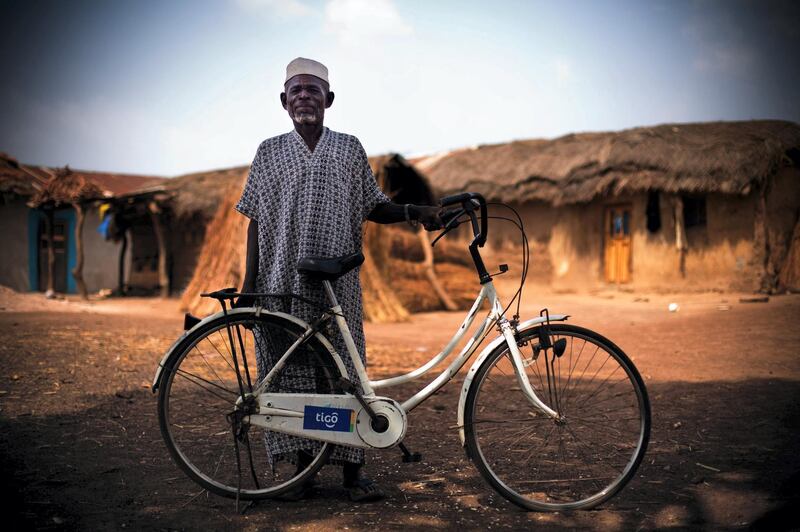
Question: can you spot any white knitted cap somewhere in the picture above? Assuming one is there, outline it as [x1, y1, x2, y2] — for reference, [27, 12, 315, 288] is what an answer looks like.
[285, 57, 329, 85]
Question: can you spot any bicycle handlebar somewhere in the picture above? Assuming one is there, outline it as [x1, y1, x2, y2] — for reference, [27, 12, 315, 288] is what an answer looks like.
[437, 192, 492, 284]
[439, 192, 488, 247]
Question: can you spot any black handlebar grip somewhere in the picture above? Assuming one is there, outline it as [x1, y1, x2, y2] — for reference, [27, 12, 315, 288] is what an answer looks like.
[439, 192, 488, 247]
[440, 192, 474, 207]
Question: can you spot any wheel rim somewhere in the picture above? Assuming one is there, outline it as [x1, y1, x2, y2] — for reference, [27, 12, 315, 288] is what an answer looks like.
[469, 327, 648, 510]
[159, 315, 336, 498]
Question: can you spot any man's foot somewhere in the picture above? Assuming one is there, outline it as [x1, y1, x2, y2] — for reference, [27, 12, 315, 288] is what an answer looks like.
[344, 478, 385, 502]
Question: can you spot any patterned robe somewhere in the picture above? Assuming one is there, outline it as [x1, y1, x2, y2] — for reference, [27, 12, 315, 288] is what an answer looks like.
[235, 127, 390, 465]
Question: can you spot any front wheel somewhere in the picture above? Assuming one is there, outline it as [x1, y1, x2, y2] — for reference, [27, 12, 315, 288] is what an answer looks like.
[464, 324, 650, 511]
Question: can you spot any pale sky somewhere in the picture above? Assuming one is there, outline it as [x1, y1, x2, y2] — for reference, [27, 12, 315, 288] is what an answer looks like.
[1, 0, 798, 176]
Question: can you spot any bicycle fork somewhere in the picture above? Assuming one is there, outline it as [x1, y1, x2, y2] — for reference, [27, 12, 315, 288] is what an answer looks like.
[498, 318, 560, 420]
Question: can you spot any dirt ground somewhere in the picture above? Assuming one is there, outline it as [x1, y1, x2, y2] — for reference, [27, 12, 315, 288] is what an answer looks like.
[2, 281, 800, 531]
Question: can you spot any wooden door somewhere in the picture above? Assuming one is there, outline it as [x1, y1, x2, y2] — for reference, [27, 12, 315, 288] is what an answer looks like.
[38, 218, 68, 293]
[604, 206, 632, 284]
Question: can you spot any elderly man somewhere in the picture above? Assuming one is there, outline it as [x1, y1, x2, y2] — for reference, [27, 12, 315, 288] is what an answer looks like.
[235, 57, 441, 502]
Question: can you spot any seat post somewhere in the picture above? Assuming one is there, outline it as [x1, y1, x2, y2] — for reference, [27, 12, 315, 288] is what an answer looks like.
[320, 277, 374, 395]
[322, 280, 339, 307]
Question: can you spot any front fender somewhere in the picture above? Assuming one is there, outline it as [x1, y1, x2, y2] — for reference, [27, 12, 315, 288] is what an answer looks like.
[150, 307, 347, 393]
[456, 314, 569, 446]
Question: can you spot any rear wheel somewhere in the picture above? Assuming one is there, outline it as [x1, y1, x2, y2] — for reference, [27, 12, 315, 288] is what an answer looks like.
[157, 312, 343, 500]
[464, 323, 650, 511]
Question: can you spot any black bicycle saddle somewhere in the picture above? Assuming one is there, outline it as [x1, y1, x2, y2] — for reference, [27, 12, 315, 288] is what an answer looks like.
[296, 251, 365, 281]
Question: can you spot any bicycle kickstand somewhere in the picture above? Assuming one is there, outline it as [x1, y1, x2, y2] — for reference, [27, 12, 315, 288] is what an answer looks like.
[398, 442, 422, 463]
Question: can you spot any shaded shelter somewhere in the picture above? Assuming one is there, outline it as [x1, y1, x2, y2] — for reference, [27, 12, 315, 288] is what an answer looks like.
[103, 186, 172, 296]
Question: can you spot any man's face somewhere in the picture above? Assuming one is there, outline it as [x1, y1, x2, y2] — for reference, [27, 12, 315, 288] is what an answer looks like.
[281, 74, 333, 126]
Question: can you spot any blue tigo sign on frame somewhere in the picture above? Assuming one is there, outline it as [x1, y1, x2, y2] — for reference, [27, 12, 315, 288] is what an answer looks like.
[303, 405, 355, 432]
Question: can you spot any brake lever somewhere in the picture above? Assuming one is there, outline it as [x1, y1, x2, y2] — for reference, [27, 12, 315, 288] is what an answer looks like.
[431, 208, 465, 247]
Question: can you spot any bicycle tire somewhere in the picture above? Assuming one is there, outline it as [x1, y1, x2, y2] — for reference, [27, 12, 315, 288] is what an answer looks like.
[464, 323, 650, 511]
[157, 311, 344, 500]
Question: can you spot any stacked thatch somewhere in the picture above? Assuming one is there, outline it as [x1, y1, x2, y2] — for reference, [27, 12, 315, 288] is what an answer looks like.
[780, 218, 800, 291]
[417, 120, 800, 205]
[179, 172, 249, 315]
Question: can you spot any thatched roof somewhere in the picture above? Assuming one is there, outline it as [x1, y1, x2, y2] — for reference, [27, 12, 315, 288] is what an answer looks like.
[29, 167, 104, 207]
[75, 170, 165, 196]
[1, 151, 165, 201]
[415, 120, 800, 205]
[165, 166, 249, 220]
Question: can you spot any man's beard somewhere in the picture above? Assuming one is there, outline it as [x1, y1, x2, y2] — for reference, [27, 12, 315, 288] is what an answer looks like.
[293, 112, 319, 124]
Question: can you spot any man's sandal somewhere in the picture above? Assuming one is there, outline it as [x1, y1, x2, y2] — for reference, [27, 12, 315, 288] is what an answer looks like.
[344, 478, 385, 502]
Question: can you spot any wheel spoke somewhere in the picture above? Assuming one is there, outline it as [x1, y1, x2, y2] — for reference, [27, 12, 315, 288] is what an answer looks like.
[202, 335, 237, 374]
[173, 367, 239, 401]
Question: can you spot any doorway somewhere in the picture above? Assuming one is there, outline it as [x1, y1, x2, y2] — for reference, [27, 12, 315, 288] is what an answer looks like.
[38, 217, 68, 293]
[604, 205, 632, 284]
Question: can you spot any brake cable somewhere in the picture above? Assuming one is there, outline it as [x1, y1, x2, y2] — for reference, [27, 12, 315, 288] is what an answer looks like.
[487, 202, 530, 322]
[432, 201, 531, 324]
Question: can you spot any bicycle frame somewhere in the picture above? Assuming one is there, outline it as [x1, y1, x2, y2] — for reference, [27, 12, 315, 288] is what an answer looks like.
[251, 277, 564, 421]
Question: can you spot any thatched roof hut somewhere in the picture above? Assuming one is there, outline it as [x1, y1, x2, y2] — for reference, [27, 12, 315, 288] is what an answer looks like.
[416, 120, 800, 205]
[1, 151, 165, 202]
[414, 120, 800, 293]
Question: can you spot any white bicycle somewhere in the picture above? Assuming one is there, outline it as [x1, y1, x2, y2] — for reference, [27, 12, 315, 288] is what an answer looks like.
[152, 192, 651, 511]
